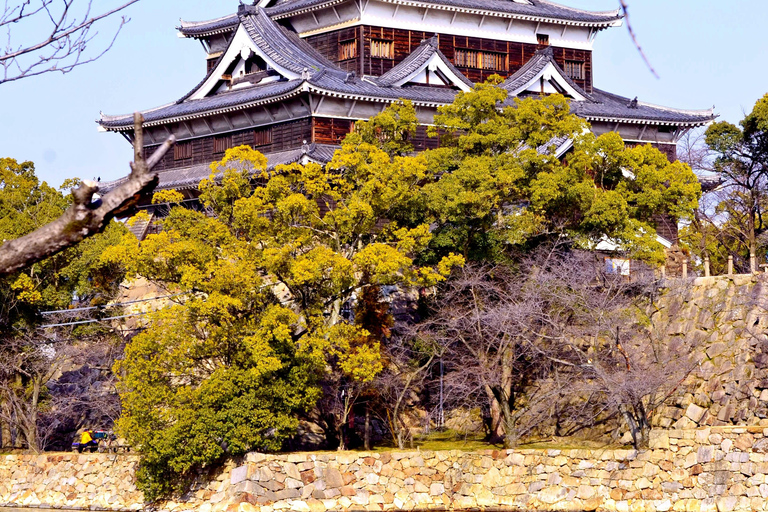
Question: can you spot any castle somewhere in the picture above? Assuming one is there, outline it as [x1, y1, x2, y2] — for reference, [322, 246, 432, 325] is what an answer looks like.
[99, 0, 715, 243]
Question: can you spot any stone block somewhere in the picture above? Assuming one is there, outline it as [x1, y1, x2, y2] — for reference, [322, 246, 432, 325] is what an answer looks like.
[650, 431, 670, 450]
[322, 468, 343, 489]
[686, 404, 707, 423]
[715, 496, 738, 512]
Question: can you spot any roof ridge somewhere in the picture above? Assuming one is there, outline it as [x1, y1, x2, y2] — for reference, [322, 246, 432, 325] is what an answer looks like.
[533, 0, 622, 18]
[591, 88, 715, 116]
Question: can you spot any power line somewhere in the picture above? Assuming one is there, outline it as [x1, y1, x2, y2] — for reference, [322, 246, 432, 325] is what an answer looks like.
[40, 293, 187, 316]
[37, 312, 150, 329]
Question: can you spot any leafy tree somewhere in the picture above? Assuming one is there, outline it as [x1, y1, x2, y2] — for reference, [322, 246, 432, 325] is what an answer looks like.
[106, 106, 462, 498]
[421, 81, 701, 263]
[701, 94, 768, 270]
[0, 158, 126, 451]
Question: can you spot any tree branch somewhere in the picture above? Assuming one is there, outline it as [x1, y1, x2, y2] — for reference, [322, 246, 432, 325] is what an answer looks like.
[618, 0, 658, 79]
[0, 113, 175, 276]
[0, 0, 140, 84]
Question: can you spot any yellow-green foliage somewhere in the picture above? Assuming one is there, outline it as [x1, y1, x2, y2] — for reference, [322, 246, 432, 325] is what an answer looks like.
[105, 108, 463, 498]
[419, 83, 701, 263]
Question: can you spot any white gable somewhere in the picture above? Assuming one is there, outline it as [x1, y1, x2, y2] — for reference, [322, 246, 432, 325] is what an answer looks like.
[391, 52, 472, 92]
[188, 23, 301, 101]
[508, 61, 587, 101]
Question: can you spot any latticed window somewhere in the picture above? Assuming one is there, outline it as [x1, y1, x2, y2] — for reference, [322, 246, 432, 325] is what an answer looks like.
[454, 49, 506, 71]
[173, 142, 192, 160]
[339, 40, 358, 61]
[213, 136, 232, 154]
[253, 127, 273, 147]
[537, 33, 550, 46]
[564, 60, 585, 80]
[371, 39, 394, 59]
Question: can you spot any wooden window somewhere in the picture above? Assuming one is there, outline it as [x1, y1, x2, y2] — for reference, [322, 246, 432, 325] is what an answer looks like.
[339, 39, 358, 61]
[173, 142, 192, 160]
[253, 127, 273, 147]
[213, 135, 232, 154]
[564, 60, 585, 80]
[537, 34, 550, 46]
[454, 49, 507, 71]
[370, 39, 394, 59]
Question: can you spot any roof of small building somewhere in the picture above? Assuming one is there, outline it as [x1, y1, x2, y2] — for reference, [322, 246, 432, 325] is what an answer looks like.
[374, 36, 474, 90]
[101, 143, 341, 193]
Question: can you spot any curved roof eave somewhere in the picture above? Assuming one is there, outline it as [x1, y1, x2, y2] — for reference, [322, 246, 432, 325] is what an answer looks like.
[268, 0, 623, 27]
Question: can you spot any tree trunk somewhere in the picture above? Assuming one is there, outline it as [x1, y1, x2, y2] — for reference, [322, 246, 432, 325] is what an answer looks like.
[620, 404, 649, 449]
[364, 406, 371, 451]
[750, 203, 758, 272]
[483, 384, 504, 444]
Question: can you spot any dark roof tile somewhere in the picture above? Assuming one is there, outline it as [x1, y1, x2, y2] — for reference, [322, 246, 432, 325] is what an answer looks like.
[177, 13, 240, 38]
[101, 143, 340, 193]
[268, 0, 622, 25]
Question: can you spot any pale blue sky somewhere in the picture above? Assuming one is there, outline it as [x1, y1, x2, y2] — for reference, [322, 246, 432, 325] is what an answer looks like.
[1, 0, 766, 187]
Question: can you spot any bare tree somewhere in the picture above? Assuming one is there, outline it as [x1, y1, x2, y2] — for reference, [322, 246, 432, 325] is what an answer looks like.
[1, 0, 140, 85]
[420, 248, 699, 449]
[0, 315, 124, 452]
[374, 331, 442, 449]
[0, 113, 175, 276]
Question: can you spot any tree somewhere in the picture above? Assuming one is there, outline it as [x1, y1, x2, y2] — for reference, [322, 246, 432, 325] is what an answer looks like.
[104, 103, 462, 498]
[0, 158, 128, 451]
[701, 94, 768, 271]
[421, 84, 701, 264]
[418, 248, 698, 449]
[1, 0, 140, 85]
[0, 114, 175, 276]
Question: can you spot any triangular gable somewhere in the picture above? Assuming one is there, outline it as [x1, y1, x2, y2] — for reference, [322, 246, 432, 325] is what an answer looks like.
[502, 49, 588, 102]
[399, 52, 473, 91]
[188, 23, 299, 100]
[377, 37, 473, 92]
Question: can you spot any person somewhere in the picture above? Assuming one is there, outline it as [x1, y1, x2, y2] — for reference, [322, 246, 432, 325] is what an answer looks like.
[78, 429, 98, 453]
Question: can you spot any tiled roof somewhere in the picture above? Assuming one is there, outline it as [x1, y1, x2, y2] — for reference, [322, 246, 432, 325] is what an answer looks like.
[500, 46, 587, 99]
[99, 79, 305, 129]
[101, 143, 341, 193]
[268, 0, 622, 26]
[572, 89, 715, 126]
[239, 5, 347, 79]
[100, 6, 711, 133]
[375, 36, 474, 90]
[177, 13, 240, 38]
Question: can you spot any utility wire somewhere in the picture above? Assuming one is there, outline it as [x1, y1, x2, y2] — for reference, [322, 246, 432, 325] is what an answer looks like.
[40, 293, 187, 316]
[38, 312, 150, 329]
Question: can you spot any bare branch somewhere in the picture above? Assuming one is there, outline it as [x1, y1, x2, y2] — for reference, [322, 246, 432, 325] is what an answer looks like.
[0, 114, 175, 276]
[0, 0, 140, 84]
[618, 0, 659, 79]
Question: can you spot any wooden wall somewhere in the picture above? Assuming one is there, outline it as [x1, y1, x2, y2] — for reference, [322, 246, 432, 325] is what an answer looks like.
[312, 118, 440, 150]
[145, 119, 312, 172]
[312, 117, 355, 145]
[305, 26, 593, 92]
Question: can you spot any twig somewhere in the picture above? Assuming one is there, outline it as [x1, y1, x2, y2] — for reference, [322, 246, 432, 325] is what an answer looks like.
[618, 0, 659, 79]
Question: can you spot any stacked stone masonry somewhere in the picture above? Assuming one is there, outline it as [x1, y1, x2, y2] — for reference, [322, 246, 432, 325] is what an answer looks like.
[654, 275, 768, 430]
[6, 427, 768, 512]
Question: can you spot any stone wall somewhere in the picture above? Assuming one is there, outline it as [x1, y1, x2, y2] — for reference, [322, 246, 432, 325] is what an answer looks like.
[6, 428, 768, 511]
[211, 427, 768, 512]
[0, 453, 143, 510]
[653, 275, 768, 430]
